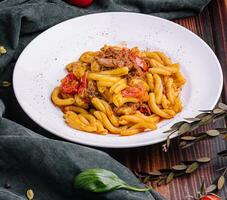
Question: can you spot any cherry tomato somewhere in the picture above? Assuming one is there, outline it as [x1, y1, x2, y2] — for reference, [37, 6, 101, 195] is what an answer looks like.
[135, 56, 148, 71]
[122, 85, 145, 100]
[200, 194, 220, 200]
[64, 0, 93, 7]
[60, 73, 79, 95]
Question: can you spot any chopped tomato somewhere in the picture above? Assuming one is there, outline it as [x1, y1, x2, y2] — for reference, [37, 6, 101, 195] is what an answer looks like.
[138, 104, 151, 115]
[135, 56, 148, 71]
[78, 73, 88, 93]
[60, 72, 88, 95]
[60, 73, 79, 95]
[122, 84, 145, 100]
[200, 195, 220, 200]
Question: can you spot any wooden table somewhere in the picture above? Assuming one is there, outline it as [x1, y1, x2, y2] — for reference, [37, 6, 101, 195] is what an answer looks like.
[106, 0, 227, 199]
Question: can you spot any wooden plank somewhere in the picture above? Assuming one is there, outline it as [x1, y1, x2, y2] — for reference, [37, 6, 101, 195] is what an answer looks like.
[209, 0, 227, 102]
[107, 1, 227, 199]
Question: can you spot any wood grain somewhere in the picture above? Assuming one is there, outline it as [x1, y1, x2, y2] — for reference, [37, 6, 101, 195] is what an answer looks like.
[106, 0, 227, 199]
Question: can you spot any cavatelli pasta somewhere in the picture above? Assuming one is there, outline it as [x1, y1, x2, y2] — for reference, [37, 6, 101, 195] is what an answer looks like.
[51, 45, 185, 135]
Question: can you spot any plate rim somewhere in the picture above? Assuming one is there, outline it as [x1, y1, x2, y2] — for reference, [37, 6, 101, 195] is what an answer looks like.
[13, 12, 223, 148]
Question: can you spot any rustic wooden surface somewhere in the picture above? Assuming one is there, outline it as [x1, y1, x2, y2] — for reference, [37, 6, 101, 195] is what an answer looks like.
[106, 0, 227, 199]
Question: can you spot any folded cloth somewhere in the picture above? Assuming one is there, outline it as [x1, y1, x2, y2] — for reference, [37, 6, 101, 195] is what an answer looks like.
[0, 100, 164, 200]
[0, 0, 211, 199]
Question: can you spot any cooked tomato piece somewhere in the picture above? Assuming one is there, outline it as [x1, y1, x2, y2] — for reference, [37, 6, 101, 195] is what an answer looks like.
[122, 84, 145, 100]
[60, 73, 79, 95]
[138, 104, 151, 115]
[135, 56, 148, 71]
[78, 73, 88, 93]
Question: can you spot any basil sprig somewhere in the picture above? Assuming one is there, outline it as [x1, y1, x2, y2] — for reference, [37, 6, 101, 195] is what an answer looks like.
[73, 168, 152, 193]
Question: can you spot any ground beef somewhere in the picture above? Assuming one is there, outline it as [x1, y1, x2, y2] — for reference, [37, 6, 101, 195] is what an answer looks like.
[81, 80, 98, 102]
[96, 46, 136, 69]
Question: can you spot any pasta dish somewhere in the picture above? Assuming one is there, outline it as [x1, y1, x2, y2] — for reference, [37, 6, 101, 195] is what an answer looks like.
[51, 45, 185, 136]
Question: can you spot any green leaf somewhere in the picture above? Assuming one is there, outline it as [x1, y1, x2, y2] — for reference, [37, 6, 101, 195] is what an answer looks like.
[180, 141, 195, 149]
[196, 113, 209, 119]
[185, 162, 199, 174]
[200, 180, 205, 195]
[166, 172, 175, 184]
[181, 136, 196, 141]
[217, 175, 225, 190]
[178, 123, 191, 135]
[172, 164, 187, 171]
[74, 168, 151, 193]
[196, 157, 211, 163]
[171, 121, 186, 129]
[201, 115, 213, 124]
[184, 117, 200, 122]
[205, 184, 217, 193]
[166, 137, 171, 148]
[143, 176, 150, 183]
[157, 178, 165, 186]
[206, 130, 220, 137]
[213, 108, 224, 114]
[163, 128, 176, 133]
[213, 113, 227, 122]
[218, 102, 227, 111]
[199, 110, 213, 113]
[190, 121, 201, 131]
[148, 171, 162, 176]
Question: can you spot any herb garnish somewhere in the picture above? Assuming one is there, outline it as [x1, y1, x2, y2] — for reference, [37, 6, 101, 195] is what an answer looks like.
[162, 102, 227, 151]
[179, 128, 227, 149]
[74, 168, 152, 193]
[134, 156, 210, 185]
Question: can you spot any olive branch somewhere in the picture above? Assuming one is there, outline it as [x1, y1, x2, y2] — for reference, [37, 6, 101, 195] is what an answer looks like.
[162, 102, 227, 152]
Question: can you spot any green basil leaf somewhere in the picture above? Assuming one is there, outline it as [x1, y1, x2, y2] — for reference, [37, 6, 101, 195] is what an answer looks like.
[74, 168, 151, 193]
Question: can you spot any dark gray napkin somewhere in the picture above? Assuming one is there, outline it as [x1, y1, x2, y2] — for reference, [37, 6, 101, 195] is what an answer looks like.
[0, 0, 211, 199]
[0, 100, 164, 200]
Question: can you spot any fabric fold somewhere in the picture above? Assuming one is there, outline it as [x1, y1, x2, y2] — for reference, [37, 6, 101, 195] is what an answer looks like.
[0, 116, 163, 200]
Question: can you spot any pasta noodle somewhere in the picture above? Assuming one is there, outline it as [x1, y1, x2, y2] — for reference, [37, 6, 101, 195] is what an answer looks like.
[52, 87, 75, 106]
[51, 45, 185, 135]
[153, 74, 163, 104]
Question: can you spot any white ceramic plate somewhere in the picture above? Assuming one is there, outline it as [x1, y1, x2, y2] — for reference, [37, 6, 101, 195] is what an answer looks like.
[13, 12, 223, 148]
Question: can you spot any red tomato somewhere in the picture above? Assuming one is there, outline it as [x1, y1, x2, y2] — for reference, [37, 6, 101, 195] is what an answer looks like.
[60, 73, 79, 95]
[135, 56, 148, 71]
[122, 85, 145, 100]
[65, 0, 93, 7]
[138, 104, 151, 115]
[78, 73, 88, 93]
[201, 194, 220, 200]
